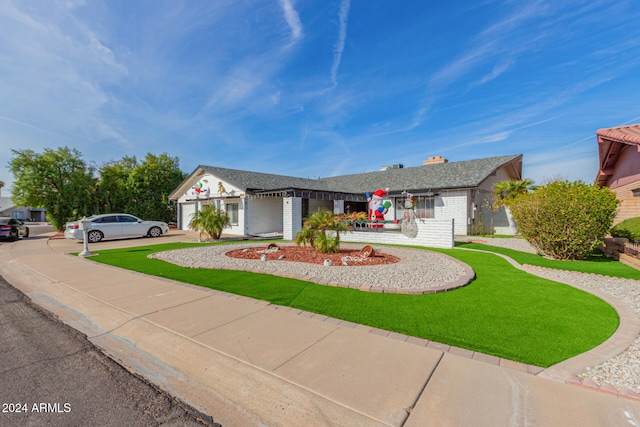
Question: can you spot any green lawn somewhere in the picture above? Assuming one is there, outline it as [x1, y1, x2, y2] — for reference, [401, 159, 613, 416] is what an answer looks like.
[455, 241, 640, 279]
[87, 241, 621, 368]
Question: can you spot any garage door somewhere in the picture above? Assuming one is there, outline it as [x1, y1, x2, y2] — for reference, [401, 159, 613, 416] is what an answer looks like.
[180, 203, 196, 231]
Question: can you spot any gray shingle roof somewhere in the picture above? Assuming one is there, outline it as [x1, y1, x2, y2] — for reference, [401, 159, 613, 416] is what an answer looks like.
[323, 154, 522, 193]
[199, 166, 332, 192]
[196, 154, 522, 195]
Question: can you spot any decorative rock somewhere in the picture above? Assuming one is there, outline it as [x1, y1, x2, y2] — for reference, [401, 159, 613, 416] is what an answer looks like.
[267, 243, 279, 251]
[260, 254, 267, 261]
[278, 255, 286, 260]
[323, 259, 333, 266]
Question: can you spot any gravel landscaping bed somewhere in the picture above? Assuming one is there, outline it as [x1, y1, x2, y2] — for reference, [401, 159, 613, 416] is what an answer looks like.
[150, 243, 472, 293]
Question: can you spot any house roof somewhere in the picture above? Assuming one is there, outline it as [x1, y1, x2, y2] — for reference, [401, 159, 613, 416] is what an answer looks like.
[170, 154, 523, 200]
[321, 155, 522, 194]
[596, 124, 640, 186]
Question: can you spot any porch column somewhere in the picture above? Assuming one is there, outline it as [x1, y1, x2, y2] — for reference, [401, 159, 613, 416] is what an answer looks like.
[283, 197, 302, 241]
[334, 200, 344, 214]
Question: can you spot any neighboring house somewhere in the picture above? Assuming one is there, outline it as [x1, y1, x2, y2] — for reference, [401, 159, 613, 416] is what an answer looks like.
[0, 197, 46, 221]
[595, 124, 640, 224]
[169, 154, 523, 238]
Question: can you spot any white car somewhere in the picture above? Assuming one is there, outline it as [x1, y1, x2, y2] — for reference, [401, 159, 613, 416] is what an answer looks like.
[64, 214, 169, 243]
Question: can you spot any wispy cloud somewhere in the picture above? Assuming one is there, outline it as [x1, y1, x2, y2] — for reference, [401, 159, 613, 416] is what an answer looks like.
[279, 0, 303, 45]
[472, 60, 513, 87]
[330, 0, 351, 88]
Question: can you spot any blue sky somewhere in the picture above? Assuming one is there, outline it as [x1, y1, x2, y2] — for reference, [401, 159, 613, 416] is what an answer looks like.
[1, 0, 640, 196]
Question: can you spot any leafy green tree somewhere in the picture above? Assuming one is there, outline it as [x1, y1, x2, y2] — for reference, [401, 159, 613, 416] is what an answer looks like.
[96, 156, 137, 214]
[188, 206, 231, 240]
[8, 147, 97, 231]
[124, 153, 186, 223]
[509, 180, 619, 260]
[295, 209, 348, 254]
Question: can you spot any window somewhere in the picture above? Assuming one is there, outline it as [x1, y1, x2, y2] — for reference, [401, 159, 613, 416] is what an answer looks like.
[632, 188, 640, 197]
[394, 196, 434, 221]
[226, 202, 239, 225]
[94, 215, 118, 223]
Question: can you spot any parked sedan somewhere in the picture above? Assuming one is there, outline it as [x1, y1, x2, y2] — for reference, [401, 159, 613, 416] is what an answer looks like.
[0, 218, 30, 241]
[64, 214, 169, 243]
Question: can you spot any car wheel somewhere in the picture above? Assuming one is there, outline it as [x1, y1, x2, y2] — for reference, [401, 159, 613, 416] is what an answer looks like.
[23, 229, 29, 238]
[148, 226, 162, 238]
[88, 230, 103, 243]
[10, 230, 18, 242]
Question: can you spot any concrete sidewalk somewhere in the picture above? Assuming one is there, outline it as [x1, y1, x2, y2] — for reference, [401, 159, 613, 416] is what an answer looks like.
[1, 233, 640, 426]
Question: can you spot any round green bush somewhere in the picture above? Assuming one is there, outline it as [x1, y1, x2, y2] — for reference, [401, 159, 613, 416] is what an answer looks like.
[509, 181, 619, 260]
[611, 217, 640, 241]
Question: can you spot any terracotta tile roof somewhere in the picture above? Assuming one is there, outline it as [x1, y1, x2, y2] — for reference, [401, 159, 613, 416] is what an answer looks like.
[597, 124, 640, 145]
[596, 124, 640, 186]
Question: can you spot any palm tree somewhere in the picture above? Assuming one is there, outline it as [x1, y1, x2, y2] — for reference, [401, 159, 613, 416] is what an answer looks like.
[0, 180, 4, 197]
[188, 206, 231, 240]
[493, 179, 535, 207]
[295, 209, 348, 254]
[488, 179, 535, 237]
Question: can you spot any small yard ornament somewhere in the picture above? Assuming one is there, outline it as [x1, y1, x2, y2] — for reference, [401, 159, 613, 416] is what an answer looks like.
[218, 181, 230, 196]
[367, 188, 391, 229]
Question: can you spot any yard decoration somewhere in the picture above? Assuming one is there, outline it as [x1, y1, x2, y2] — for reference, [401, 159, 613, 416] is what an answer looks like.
[218, 181, 230, 196]
[366, 188, 391, 228]
[191, 181, 210, 197]
[401, 191, 418, 238]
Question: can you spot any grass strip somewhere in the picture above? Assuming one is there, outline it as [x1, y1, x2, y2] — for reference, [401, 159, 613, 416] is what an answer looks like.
[456, 241, 640, 279]
[88, 242, 619, 368]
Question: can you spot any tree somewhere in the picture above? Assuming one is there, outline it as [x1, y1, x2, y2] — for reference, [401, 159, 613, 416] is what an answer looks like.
[8, 147, 97, 231]
[125, 153, 186, 223]
[188, 206, 231, 240]
[0, 180, 4, 197]
[295, 209, 348, 254]
[484, 179, 535, 236]
[509, 180, 619, 260]
[493, 179, 535, 208]
[96, 156, 138, 214]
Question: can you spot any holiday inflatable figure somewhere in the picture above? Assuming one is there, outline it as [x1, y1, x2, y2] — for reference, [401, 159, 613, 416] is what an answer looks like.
[366, 188, 391, 229]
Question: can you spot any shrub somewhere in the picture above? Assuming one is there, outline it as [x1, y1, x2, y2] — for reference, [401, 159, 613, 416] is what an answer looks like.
[509, 181, 619, 260]
[611, 217, 640, 241]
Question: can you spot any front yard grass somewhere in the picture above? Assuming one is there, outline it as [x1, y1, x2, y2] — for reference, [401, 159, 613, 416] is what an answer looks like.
[88, 242, 620, 368]
[456, 241, 640, 279]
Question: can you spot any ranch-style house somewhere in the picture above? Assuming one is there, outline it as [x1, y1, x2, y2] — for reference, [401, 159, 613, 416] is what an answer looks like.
[169, 154, 523, 242]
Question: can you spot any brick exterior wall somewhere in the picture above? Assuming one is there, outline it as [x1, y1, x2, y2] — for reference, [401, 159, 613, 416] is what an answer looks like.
[337, 219, 454, 249]
[436, 191, 468, 235]
[283, 197, 302, 240]
[613, 180, 640, 224]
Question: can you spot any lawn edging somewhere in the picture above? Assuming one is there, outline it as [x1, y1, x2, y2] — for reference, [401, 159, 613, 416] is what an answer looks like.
[458, 247, 640, 383]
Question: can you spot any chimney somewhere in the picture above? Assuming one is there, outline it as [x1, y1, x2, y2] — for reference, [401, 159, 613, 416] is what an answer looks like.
[423, 156, 448, 165]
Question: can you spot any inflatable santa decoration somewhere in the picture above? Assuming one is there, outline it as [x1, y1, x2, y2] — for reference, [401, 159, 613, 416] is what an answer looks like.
[366, 187, 391, 229]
